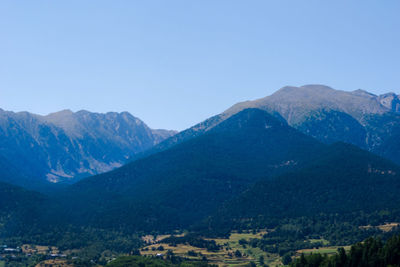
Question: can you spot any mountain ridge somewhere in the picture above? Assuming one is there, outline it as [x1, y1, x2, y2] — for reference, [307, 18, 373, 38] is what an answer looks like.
[59, 108, 325, 231]
[0, 108, 176, 186]
[134, 84, 400, 164]
[224, 84, 399, 123]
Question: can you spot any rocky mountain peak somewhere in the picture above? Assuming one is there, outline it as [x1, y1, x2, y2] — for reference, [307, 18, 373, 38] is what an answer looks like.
[224, 85, 398, 125]
[378, 93, 400, 112]
[352, 89, 377, 97]
[0, 108, 176, 185]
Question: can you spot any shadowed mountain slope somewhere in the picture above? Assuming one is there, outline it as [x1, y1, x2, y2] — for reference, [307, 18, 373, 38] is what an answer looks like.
[60, 109, 324, 231]
[207, 142, 400, 231]
[0, 181, 46, 236]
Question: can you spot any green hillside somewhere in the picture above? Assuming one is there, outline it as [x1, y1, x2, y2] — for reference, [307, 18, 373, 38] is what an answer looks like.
[206, 142, 400, 235]
[59, 109, 324, 232]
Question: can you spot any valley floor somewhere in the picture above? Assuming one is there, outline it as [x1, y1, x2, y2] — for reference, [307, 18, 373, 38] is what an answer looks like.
[2, 222, 400, 267]
[140, 232, 282, 266]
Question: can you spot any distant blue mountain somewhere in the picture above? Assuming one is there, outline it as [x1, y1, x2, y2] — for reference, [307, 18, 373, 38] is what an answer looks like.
[0, 109, 176, 187]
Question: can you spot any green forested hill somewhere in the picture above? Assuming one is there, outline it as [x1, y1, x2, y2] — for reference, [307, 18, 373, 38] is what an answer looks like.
[207, 142, 400, 232]
[0, 181, 44, 211]
[48, 110, 400, 235]
[291, 234, 400, 267]
[0, 181, 45, 237]
[58, 109, 324, 231]
[106, 256, 212, 267]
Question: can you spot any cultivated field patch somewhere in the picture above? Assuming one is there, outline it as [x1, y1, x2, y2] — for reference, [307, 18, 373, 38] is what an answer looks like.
[141, 231, 281, 267]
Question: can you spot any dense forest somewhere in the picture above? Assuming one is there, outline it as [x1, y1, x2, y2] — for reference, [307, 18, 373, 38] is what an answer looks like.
[203, 142, 400, 237]
[106, 255, 215, 267]
[60, 109, 324, 232]
[291, 234, 400, 267]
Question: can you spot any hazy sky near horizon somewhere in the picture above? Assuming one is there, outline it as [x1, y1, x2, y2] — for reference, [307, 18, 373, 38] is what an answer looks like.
[1, 1, 399, 130]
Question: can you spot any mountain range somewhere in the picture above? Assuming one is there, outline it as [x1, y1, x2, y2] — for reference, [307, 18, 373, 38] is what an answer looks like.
[135, 85, 400, 166]
[58, 108, 324, 231]
[0, 109, 176, 187]
[1, 84, 400, 252]
[226, 85, 400, 164]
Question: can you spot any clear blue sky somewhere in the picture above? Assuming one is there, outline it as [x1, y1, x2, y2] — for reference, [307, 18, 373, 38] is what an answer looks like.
[0, 1, 399, 130]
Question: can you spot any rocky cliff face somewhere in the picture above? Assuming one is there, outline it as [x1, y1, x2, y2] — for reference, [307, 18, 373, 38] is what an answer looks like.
[0, 109, 176, 184]
[378, 92, 400, 112]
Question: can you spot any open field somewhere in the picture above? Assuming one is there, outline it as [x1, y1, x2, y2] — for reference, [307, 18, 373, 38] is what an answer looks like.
[377, 223, 399, 232]
[142, 234, 180, 244]
[141, 232, 281, 267]
[141, 231, 354, 266]
[22, 244, 59, 254]
[308, 238, 330, 246]
[0, 261, 5, 267]
[296, 245, 351, 256]
[359, 222, 400, 232]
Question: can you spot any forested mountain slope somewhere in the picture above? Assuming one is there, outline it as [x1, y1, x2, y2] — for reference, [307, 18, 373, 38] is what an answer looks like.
[225, 85, 400, 164]
[137, 85, 400, 165]
[0, 181, 45, 237]
[207, 142, 400, 232]
[60, 108, 324, 231]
